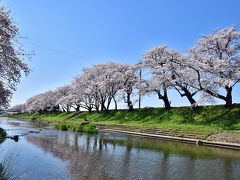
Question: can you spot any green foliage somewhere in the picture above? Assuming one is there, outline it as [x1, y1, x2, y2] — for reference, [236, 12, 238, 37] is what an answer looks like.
[75, 125, 83, 132]
[83, 124, 98, 133]
[8, 104, 240, 133]
[54, 123, 98, 133]
[0, 128, 6, 143]
[60, 124, 68, 131]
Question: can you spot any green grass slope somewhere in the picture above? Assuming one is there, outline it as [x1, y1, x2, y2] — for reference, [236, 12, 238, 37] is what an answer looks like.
[8, 104, 240, 133]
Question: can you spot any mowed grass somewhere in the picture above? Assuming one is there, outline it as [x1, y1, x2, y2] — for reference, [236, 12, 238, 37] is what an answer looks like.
[8, 104, 240, 133]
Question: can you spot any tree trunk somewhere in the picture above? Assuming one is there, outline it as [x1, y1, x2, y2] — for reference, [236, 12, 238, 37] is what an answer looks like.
[75, 105, 80, 111]
[225, 87, 232, 108]
[54, 105, 60, 112]
[88, 107, 92, 113]
[62, 107, 66, 112]
[202, 88, 232, 108]
[106, 97, 112, 112]
[182, 88, 198, 110]
[127, 93, 134, 112]
[157, 89, 171, 111]
[66, 106, 70, 112]
[113, 97, 118, 110]
[95, 105, 99, 112]
[95, 102, 99, 112]
[101, 101, 106, 111]
[174, 83, 198, 109]
[163, 89, 171, 110]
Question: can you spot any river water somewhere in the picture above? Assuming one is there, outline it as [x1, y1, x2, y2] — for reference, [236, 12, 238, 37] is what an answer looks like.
[0, 117, 240, 180]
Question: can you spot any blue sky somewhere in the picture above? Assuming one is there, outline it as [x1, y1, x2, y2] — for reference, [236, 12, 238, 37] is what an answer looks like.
[2, 0, 240, 108]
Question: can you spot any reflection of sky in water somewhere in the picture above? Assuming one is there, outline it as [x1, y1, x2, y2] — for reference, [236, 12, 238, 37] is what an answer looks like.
[1, 137, 68, 179]
[0, 117, 240, 180]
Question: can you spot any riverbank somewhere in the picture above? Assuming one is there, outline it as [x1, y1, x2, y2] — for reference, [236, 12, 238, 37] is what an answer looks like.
[7, 104, 240, 143]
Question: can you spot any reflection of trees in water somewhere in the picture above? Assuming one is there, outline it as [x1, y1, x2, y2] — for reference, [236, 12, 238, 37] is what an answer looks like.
[26, 133, 122, 179]
[103, 136, 240, 160]
[26, 132, 240, 180]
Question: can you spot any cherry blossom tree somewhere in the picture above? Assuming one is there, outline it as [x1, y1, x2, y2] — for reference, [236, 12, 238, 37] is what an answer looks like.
[0, 5, 31, 108]
[141, 45, 172, 110]
[142, 46, 200, 108]
[25, 91, 59, 113]
[96, 62, 121, 111]
[72, 67, 102, 112]
[119, 64, 139, 111]
[92, 62, 140, 111]
[72, 75, 98, 112]
[55, 85, 73, 112]
[79, 63, 124, 112]
[10, 103, 26, 112]
[188, 26, 240, 108]
[0, 82, 11, 109]
[39, 90, 59, 112]
[26, 94, 42, 113]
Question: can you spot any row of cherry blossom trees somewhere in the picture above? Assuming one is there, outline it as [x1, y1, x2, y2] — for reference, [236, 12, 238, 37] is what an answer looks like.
[13, 62, 139, 113]
[11, 26, 240, 113]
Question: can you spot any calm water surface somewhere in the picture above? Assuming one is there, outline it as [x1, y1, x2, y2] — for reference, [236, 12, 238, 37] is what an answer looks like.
[0, 117, 240, 180]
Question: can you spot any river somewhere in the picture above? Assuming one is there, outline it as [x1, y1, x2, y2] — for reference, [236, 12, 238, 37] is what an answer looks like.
[0, 117, 240, 180]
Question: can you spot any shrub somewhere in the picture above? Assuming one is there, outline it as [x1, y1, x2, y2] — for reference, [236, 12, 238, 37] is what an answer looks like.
[0, 128, 6, 142]
[83, 124, 98, 133]
[75, 125, 83, 132]
[69, 125, 75, 131]
[59, 124, 68, 131]
[54, 123, 98, 133]
[54, 124, 60, 129]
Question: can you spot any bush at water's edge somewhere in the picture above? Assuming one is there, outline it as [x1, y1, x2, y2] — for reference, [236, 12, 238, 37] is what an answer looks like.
[54, 123, 98, 133]
[0, 127, 6, 143]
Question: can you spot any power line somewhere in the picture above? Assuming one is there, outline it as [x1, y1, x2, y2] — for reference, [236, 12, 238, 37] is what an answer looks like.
[21, 39, 93, 61]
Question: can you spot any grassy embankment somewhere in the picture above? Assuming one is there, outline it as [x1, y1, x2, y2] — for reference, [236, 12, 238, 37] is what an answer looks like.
[8, 104, 240, 134]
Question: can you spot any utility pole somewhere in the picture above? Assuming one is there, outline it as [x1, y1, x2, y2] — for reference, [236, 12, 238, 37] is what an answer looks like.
[138, 66, 142, 109]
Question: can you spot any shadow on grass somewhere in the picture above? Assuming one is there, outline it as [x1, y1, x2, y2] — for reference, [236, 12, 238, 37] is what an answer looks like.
[173, 105, 240, 130]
